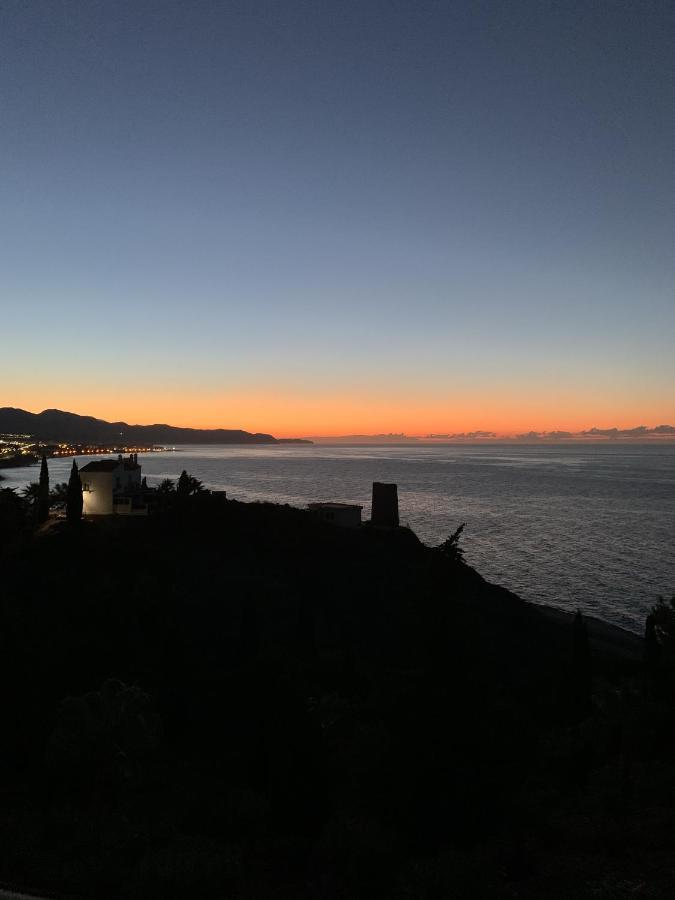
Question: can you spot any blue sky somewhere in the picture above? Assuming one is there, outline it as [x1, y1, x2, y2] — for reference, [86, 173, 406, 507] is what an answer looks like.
[2, 0, 674, 434]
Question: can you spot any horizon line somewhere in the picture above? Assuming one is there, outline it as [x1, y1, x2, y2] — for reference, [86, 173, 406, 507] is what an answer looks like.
[4, 406, 675, 443]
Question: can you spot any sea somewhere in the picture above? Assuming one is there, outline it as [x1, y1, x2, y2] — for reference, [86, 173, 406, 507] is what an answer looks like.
[3, 443, 674, 633]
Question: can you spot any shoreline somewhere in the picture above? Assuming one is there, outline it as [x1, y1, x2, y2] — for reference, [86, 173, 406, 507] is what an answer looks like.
[465, 565, 644, 662]
[536, 602, 643, 661]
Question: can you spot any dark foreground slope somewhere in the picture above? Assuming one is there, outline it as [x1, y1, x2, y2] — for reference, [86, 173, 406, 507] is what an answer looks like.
[0, 499, 672, 899]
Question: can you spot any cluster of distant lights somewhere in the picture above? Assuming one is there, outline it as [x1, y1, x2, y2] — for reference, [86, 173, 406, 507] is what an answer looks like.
[0, 435, 36, 457]
[0, 434, 162, 458]
[50, 445, 157, 456]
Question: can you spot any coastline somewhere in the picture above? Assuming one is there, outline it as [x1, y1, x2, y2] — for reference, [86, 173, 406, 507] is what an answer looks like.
[1, 444, 670, 637]
[473, 568, 644, 662]
[536, 603, 643, 661]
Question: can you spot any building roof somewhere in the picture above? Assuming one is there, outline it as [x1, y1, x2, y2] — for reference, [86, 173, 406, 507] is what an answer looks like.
[307, 502, 363, 510]
[80, 460, 118, 472]
[79, 459, 140, 472]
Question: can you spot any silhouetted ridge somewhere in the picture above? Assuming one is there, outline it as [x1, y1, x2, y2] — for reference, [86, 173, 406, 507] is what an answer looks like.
[0, 406, 310, 444]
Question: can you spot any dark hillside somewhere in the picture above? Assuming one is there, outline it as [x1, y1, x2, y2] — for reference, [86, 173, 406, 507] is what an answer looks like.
[1, 497, 673, 899]
[0, 407, 278, 444]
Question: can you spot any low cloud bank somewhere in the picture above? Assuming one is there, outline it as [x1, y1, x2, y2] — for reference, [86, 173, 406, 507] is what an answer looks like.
[512, 425, 675, 441]
[582, 425, 675, 438]
[515, 430, 574, 440]
[426, 431, 496, 439]
[313, 425, 675, 443]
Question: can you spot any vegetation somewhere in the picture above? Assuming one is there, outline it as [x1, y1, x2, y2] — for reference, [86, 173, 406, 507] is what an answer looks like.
[21, 480, 41, 508]
[644, 595, 675, 671]
[37, 453, 50, 523]
[437, 522, 466, 562]
[0, 486, 671, 898]
[177, 469, 204, 497]
[66, 459, 83, 523]
[0, 485, 28, 544]
[50, 481, 69, 504]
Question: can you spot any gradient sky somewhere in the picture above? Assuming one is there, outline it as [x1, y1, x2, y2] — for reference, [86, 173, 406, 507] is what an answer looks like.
[2, 0, 674, 436]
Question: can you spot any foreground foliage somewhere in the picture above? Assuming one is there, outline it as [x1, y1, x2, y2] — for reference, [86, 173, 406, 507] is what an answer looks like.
[0, 495, 669, 898]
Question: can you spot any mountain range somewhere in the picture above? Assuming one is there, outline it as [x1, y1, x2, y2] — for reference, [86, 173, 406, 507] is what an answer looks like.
[0, 407, 310, 445]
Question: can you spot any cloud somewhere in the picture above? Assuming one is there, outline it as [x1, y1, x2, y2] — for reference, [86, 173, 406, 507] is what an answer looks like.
[582, 425, 675, 438]
[421, 426, 675, 442]
[515, 430, 574, 440]
[516, 431, 575, 441]
[426, 431, 496, 439]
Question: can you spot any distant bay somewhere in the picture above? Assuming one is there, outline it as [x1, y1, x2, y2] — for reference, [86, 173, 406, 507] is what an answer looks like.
[5, 442, 674, 633]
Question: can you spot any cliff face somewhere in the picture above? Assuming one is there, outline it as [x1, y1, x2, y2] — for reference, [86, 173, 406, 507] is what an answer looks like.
[0, 407, 277, 444]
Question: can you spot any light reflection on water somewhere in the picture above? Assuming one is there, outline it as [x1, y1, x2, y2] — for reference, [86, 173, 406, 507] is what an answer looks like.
[4, 443, 674, 633]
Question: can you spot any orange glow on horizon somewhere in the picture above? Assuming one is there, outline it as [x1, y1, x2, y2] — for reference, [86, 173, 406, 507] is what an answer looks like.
[8, 384, 675, 439]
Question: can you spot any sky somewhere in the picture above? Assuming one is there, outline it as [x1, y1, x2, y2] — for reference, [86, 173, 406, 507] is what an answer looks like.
[1, 0, 674, 437]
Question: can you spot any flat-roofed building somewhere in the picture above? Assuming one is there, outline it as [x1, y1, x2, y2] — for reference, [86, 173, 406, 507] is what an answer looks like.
[308, 501, 362, 528]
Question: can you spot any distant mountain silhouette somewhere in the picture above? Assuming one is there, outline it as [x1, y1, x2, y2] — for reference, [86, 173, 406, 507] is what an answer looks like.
[0, 407, 311, 445]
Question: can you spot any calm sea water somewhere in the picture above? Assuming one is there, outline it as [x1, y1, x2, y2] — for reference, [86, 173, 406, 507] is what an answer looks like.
[3, 443, 674, 632]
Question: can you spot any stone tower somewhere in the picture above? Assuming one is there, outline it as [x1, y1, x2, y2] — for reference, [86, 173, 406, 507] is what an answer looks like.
[371, 482, 399, 527]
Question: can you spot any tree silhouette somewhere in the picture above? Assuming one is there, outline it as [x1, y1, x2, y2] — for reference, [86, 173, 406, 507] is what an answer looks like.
[37, 454, 50, 523]
[644, 611, 660, 669]
[177, 470, 191, 497]
[0, 487, 27, 544]
[644, 596, 675, 670]
[572, 609, 592, 717]
[438, 523, 467, 563]
[21, 482, 40, 505]
[177, 470, 203, 497]
[190, 475, 204, 493]
[46, 679, 160, 801]
[66, 460, 83, 523]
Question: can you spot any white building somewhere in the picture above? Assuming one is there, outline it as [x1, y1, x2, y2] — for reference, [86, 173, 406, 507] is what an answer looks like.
[307, 501, 362, 528]
[80, 454, 145, 516]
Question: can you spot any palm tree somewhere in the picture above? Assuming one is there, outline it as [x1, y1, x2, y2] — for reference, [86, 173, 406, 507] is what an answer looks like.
[157, 478, 175, 494]
[177, 470, 205, 496]
[188, 475, 204, 495]
[21, 482, 40, 505]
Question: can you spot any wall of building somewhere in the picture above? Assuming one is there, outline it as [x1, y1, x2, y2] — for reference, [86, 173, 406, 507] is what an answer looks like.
[112, 457, 141, 493]
[82, 471, 114, 515]
[113, 497, 148, 516]
[309, 504, 362, 527]
[332, 506, 362, 527]
[123, 465, 141, 492]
